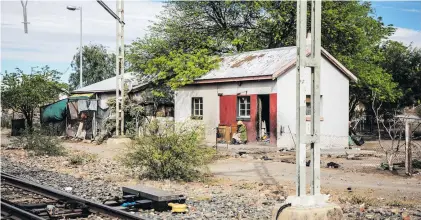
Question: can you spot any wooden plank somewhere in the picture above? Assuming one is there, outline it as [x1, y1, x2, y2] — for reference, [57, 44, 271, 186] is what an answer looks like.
[122, 186, 184, 202]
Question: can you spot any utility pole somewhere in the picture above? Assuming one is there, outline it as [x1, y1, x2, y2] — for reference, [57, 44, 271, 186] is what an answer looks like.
[97, 0, 125, 136]
[274, 1, 342, 218]
[20, 0, 29, 33]
[117, 0, 125, 136]
[66, 6, 83, 88]
[287, 0, 328, 206]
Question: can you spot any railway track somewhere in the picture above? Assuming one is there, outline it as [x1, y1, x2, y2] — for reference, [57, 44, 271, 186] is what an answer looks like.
[1, 172, 146, 220]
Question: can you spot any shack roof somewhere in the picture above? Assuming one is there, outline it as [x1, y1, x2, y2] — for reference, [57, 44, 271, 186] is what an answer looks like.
[72, 72, 149, 94]
[194, 46, 357, 84]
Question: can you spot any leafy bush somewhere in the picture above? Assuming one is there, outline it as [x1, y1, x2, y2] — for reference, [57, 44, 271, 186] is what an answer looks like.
[105, 95, 146, 139]
[122, 120, 215, 181]
[12, 127, 66, 156]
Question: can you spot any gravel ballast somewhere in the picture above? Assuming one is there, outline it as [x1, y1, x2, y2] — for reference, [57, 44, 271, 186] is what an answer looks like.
[2, 148, 421, 220]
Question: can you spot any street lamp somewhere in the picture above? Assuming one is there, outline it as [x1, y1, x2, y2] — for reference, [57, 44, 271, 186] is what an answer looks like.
[67, 5, 83, 88]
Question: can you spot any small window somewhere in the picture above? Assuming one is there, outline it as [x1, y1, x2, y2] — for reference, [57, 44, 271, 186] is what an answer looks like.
[306, 95, 323, 116]
[191, 97, 203, 119]
[237, 96, 250, 118]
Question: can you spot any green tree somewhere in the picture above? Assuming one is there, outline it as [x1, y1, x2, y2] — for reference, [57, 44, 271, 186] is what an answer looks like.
[1, 66, 68, 128]
[380, 41, 421, 107]
[128, 1, 397, 108]
[69, 44, 115, 90]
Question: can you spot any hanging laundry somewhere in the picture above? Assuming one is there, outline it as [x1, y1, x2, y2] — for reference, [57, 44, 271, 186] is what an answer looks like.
[99, 99, 109, 109]
[78, 100, 88, 113]
[88, 100, 97, 111]
[68, 102, 79, 120]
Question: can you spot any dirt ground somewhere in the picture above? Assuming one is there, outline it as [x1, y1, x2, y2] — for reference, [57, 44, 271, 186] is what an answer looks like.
[2, 129, 421, 210]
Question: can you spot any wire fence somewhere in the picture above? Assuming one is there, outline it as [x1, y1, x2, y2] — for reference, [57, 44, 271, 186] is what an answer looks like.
[350, 113, 421, 173]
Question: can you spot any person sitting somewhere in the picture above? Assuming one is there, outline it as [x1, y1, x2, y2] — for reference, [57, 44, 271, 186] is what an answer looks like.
[232, 121, 248, 144]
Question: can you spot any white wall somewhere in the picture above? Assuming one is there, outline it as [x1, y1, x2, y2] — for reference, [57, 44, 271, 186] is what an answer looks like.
[175, 81, 277, 142]
[277, 57, 349, 149]
[175, 84, 219, 141]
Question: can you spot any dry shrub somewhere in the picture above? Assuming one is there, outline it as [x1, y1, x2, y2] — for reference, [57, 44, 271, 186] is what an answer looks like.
[339, 194, 375, 206]
[122, 120, 216, 181]
[12, 127, 66, 156]
[68, 152, 97, 165]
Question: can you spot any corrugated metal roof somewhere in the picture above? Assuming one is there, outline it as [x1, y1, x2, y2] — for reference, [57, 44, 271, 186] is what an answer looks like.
[198, 46, 297, 80]
[196, 46, 357, 82]
[72, 72, 149, 93]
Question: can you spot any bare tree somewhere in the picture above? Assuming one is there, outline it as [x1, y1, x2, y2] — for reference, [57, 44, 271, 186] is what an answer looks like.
[372, 92, 405, 171]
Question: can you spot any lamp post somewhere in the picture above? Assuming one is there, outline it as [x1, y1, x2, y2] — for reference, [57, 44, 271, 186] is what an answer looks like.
[67, 5, 83, 88]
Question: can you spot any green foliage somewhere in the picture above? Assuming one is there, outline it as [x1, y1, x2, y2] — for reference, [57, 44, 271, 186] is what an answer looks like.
[12, 127, 66, 156]
[380, 41, 421, 107]
[69, 44, 116, 90]
[1, 66, 68, 128]
[105, 94, 146, 138]
[123, 120, 216, 181]
[128, 1, 401, 110]
[142, 49, 219, 90]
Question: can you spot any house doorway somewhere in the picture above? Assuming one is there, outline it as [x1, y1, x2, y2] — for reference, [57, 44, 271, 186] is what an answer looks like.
[257, 95, 270, 142]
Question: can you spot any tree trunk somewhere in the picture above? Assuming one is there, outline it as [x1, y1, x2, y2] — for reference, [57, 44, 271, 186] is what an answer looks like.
[349, 97, 358, 119]
[23, 110, 33, 129]
[387, 154, 394, 171]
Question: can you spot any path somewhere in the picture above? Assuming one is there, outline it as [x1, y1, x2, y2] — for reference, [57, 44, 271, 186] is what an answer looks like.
[209, 158, 421, 200]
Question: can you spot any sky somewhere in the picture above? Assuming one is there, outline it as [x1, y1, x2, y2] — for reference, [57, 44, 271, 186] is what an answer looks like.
[1, 1, 421, 83]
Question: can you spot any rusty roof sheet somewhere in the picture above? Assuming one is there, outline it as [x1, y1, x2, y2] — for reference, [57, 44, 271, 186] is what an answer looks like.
[196, 46, 357, 82]
[198, 46, 297, 81]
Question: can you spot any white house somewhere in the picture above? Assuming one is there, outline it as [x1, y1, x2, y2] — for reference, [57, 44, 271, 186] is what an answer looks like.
[174, 46, 357, 149]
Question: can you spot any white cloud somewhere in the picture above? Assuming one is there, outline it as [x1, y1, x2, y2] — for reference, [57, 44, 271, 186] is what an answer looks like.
[390, 27, 421, 48]
[401, 9, 421, 13]
[1, 1, 164, 63]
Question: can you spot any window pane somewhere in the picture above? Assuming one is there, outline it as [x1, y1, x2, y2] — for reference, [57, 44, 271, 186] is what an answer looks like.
[200, 109, 203, 116]
[240, 110, 245, 116]
[246, 109, 250, 116]
[195, 110, 199, 115]
[246, 103, 250, 110]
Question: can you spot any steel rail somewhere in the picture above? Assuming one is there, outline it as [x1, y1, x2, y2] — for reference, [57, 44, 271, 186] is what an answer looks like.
[1, 200, 45, 220]
[1, 172, 146, 220]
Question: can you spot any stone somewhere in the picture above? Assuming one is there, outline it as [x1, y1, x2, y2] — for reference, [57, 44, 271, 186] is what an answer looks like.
[272, 203, 343, 220]
[64, 187, 73, 192]
[347, 154, 355, 160]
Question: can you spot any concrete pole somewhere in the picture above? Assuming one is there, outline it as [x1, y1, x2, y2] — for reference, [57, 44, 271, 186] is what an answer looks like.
[20, 0, 29, 34]
[295, 0, 307, 197]
[79, 7, 83, 88]
[405, 120, 412, 176]
[119, 0, 125, 136]
[310, 0, 321, 196]
[115, 0, 120, 136]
